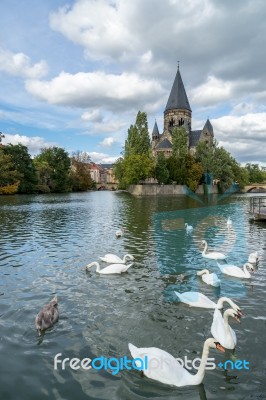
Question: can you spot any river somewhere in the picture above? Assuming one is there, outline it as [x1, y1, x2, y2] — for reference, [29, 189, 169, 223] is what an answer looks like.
[0, 191, 265, 400]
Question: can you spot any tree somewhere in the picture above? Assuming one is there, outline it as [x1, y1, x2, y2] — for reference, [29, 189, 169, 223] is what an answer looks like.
[185, 155, 204, 191]
[0, 150, 21, 192]
[125, 111, 150, 156]
[245, 163, 265, 183]
[34, 147, 71, 193]
[2, 144, 37, 193]
[172, 126, 188, 159]
[155, 153, 169, 184]
[113, 154, 154, 188]
[70, 151, 94, 191]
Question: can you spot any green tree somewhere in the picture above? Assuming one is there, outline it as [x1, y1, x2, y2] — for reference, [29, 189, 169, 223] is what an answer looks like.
[185, 155, 204, 191]
[0, 150, 21, 187]
[125, 111, 150, 156]
[172, 126, 188, 159]
[113, 154, 154, 188]
[34, 147, 71, 193]
[245, 163, 265, 183]
[2, 144, 37, 193]
[70, 151, 94, 191]
[155, 153, 169, 184]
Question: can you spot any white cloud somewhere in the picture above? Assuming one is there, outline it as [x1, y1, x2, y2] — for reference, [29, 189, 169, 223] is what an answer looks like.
[25, 71, 164, 111]
[89, 151, 118, 164]
[99, 137, 115, 147]
[2, 134, 57, 156]
[0, 47, 48, 79]
[81, 109, 103, 122]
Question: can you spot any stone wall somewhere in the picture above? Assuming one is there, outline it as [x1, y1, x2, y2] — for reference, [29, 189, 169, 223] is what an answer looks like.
[127, 184, 219, 196]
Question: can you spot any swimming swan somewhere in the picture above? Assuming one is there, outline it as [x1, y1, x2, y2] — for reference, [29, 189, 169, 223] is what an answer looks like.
[185, 223, 193, 232]
[35, 296, 59, 336]
[216, 261, 254, 278]
[248, 251, 259, 264]
[201, 240, 227, 260]
[99, 253, 134, 264]
[174, 291, 241, 311]
[86, 261, 133, 274]
[128, 338, 225, 387]
[211, 308, 242, 349]
[227, 217, 232, 228]
[197, 269, 221, 287]
[116, 228, 124, 238]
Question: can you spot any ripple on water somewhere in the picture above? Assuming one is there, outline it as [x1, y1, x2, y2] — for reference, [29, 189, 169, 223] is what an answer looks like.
[0, 192, 265, 399]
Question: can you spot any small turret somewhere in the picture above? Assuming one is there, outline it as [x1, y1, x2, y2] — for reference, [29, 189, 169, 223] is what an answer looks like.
[152, 120, 160, 140]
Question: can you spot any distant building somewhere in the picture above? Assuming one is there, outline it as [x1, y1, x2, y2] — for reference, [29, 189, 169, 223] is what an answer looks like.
[151, 66, 214, 156]
[89, 162, 118, 186]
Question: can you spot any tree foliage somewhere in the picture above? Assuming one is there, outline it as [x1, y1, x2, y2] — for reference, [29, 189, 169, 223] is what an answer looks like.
[34, 147, 71, 193]
[155, 153, 169, 184]
[2, 144, 37, 193]
[70, 151, 94, 191]
[125, 111, 151, 156]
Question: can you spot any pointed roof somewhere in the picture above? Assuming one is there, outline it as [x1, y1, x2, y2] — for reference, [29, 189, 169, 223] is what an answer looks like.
[156, 138, 172, 149]
[165, 67, 191, 112]
[152, 121, 160, 137]
[203, 119, 213, 135]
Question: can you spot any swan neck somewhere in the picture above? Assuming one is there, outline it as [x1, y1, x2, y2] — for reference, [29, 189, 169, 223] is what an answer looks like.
[192, 342, 210, 384]
[198, 269, 209, 276]
[243, 264, 250, 277]
[87, 262, 100, 272]
[217, 297, 230, 309]
[202, 241, 207, 255]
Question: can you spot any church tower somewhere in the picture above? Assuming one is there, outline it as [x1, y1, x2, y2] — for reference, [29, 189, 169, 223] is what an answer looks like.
[163, 66, 191, 136]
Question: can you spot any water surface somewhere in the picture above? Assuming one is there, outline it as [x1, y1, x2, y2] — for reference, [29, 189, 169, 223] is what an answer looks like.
[0, 192, 265, 400]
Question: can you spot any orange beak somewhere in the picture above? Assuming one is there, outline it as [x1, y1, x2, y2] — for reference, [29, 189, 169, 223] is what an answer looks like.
[216, 343, 225, 353]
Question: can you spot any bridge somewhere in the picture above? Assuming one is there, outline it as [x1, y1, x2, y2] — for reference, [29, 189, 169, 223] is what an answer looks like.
[95, 183, 118, 191]
[242, 183, 266, 193]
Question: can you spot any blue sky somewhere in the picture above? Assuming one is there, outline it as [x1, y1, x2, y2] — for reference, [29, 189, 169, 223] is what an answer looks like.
[0, 0, 266, 165]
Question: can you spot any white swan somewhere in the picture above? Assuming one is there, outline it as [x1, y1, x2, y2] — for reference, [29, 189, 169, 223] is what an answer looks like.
[226, 217, 232, 228]
[185, 223, 193, 232]
[201, 240, 227, 260]
[99, 253, 134, 264]
[174, 291, 241, 311]
[128, 338, 225, 387]
[35, 296, 59, 336]
[86, 261, 133, 274]
[197, 269, 221, 287]
[216, 261, 254, 278]
[116, 228, 124, 238]
[211, 308, 242, 349]
[248, 251, 259, 264]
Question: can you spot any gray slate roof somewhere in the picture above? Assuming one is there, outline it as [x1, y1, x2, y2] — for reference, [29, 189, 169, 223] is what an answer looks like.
[100, 163, 113, 169]
[152, 121, 160, 137]
[155, 138, 172, 149]
[165, 68, 191, 112]
[189, 130, 202, 147]
[203, 119, 213, 135]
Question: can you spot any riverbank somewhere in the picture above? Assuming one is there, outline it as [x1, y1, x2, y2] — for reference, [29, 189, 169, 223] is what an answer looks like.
[127, 184, 219, 196]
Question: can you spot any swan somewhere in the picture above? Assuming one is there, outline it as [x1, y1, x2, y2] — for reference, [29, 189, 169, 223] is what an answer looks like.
[35, 296, 59, 336]
[248, 251, 259, 264]
[197, 269, 221, 287]
[211, 308, 242, 349]
[226, 217, 232, 228]
[86, 261, 133, 274]
[99, 253, 134, 264]
[128, 338, 225, 387]
[201, 240, 227, 260]
[216, 261, 254, 278]
[185, 223, 193, 232]
[116, 228, 124, 238]
[174, 291, 241, 311]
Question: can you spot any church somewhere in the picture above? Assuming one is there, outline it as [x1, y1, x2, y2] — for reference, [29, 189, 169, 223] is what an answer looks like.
[151, 66, 214, 156]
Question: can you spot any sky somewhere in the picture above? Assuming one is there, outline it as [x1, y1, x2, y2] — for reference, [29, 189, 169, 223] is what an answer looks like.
[0, 0, 265, 166]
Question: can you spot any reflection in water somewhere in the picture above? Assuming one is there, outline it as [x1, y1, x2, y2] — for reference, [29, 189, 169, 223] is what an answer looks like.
[0, 192, 265, 400]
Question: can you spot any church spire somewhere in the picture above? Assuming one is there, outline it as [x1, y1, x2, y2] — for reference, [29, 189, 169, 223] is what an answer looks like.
[165, 67, 191, 112]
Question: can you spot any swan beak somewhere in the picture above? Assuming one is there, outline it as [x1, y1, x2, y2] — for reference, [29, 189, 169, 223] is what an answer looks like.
[234, 313, 242, 323]
[237, 309, 244, 316]
[216, 343, 225, 353]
